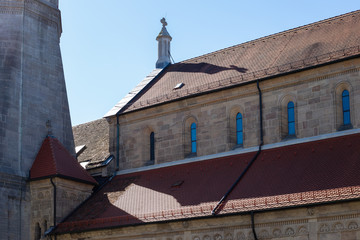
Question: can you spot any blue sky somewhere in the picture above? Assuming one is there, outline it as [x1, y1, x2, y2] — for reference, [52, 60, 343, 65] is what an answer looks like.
[58, 1, 360, 126]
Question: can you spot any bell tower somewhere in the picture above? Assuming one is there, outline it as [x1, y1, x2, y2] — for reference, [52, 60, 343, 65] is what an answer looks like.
[156, 18, 172, 68]
[0, 0, 74, 239]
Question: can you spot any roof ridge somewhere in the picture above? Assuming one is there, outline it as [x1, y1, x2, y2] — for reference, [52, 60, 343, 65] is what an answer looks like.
[181, 9, 360, 63]
[124, 45, 360, 113]
[47, 136, 59, 175]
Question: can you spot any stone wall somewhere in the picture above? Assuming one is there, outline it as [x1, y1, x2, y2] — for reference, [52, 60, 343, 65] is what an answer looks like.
[30, 178, 93, 240]
[0, 173, 29, 240]
[109, 59, 360, 170]
[0, 1, 75, 239]
[0, 0, 74, 177]
[55, 200, 360, 240]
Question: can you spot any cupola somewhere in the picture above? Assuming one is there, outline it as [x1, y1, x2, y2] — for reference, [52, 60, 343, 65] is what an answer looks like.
[156, 18, 172, 69]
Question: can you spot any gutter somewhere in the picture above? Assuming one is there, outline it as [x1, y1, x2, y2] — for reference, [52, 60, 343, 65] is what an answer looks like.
[47, 173, 115, 237]
[53, 197, 360, 235]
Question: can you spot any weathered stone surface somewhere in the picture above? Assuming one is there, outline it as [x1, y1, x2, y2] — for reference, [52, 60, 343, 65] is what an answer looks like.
[0, 1, 74, 239]
[109, 59, 360, 170]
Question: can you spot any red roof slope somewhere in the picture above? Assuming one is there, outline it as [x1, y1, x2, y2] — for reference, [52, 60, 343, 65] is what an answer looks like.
[56, 133, 360, 233]
[30, 136, 97, 185]
[115, 10, 360, 114]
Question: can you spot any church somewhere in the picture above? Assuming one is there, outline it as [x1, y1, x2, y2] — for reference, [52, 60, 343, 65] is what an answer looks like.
[1, 1, 360, 240]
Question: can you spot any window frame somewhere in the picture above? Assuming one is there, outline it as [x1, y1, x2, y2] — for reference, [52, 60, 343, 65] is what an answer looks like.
[190, 123, 197, 153]
[342, 90, 351, 126]
[236, 113, 243, 146]
[287, 101, 295, 136]
[150, 132, 155, 162]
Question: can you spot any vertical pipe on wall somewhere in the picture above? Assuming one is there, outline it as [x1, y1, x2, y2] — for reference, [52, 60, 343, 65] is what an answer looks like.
[50, 178, 57, 240]
[116, 115, 120, 171]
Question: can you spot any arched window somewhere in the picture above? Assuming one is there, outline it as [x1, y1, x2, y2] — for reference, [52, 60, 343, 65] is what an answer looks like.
[342, 90, 350, 125]
[150, 132, 155, 162]
[236, 113, 243, 145]
[191, 123, 197, 153]
[287, 101, 295, 136]
[34, 222, 41, 240]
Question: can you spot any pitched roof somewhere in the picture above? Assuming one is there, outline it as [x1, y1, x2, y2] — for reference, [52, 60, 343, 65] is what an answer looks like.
[72, 118, 111, 169]
[55, 132, 360, 233]
[30, 136, 97, 185]
[107, 10, 360, 116]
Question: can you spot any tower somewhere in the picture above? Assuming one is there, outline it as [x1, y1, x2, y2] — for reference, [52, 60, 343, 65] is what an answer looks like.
[156, 18, 172, 68]
[0, 0, 74, 239]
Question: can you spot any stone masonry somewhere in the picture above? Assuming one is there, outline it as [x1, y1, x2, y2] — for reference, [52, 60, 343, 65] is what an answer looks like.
[109, 58, 360, 170]
[56, 200, 360, 240]
[0, 1, 74, 239]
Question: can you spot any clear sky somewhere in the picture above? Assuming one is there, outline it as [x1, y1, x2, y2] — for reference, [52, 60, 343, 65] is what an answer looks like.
[58, 1, 359, 126]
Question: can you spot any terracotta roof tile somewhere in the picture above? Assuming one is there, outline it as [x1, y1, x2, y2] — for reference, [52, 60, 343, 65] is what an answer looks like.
[55, 132, 360, 233]
[72, 119, 111, 169]
[109, 10, 360, 115]
[30, 136, 97, 185]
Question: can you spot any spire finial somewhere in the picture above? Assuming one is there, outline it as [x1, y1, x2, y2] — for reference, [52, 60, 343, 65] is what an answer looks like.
[46, 120, 52, 135]
[156, 18, 172, 69]
[160, 17, 167, 27]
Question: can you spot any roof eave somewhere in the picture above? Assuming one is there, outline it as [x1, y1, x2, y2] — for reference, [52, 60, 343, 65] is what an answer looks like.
[51, 196, 360, 235]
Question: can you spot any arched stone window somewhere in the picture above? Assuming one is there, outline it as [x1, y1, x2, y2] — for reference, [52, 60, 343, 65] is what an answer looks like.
[287, 101, 295, 136]
[236, 113, 243, 145]
[335, 82, 353, 131]
[280, 95, 296, 139]
[229, 106, 245, 149]
[34, 222, 41, 240]
[142, 126, 155, 166]
[184, 116, 198, 157]
[150, 132, 155, 162]
[342, 90, 351, 126]
[190, 123, 197, 153]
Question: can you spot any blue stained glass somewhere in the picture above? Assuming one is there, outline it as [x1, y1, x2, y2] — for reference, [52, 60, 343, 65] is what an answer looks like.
[236, 113, 243, 145]
[287, 101, 295, 136]
[342, 90, 350, 125]
[191, 123, 197, 153]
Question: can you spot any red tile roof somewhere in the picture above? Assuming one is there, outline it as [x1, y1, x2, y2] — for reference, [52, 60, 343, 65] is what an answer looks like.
[30, 136, 97, 185]
[55, 132, 360, 233]
[109, 10, 360, 115]
[72, 119, 111, 169]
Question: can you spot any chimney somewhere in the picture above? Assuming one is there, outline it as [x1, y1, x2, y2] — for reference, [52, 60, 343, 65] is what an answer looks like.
[156, 18, 172, 69]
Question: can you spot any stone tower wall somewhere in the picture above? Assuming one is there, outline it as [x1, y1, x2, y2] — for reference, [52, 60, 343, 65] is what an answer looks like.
[0, 1, 74, 239]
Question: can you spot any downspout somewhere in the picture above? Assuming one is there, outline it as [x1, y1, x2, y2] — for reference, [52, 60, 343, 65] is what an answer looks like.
[116, 114, 120, 171]
[50, 178, 57, 240]
[212, 79, 264, 239]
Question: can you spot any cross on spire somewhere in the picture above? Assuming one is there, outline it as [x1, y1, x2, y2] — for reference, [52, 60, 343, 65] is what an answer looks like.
[160, 17, 167, 27]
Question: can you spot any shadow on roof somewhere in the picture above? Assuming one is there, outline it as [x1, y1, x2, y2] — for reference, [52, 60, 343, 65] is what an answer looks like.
[168, 62, 248, 74]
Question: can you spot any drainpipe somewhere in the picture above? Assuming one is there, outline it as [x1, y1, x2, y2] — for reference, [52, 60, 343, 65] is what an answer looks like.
[212, 79, 264, 239]
[257, 79, 264, 146]
[116, 115, 120, 171]
[50, 178, 57, 240]
[251, 211, 259, 240]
